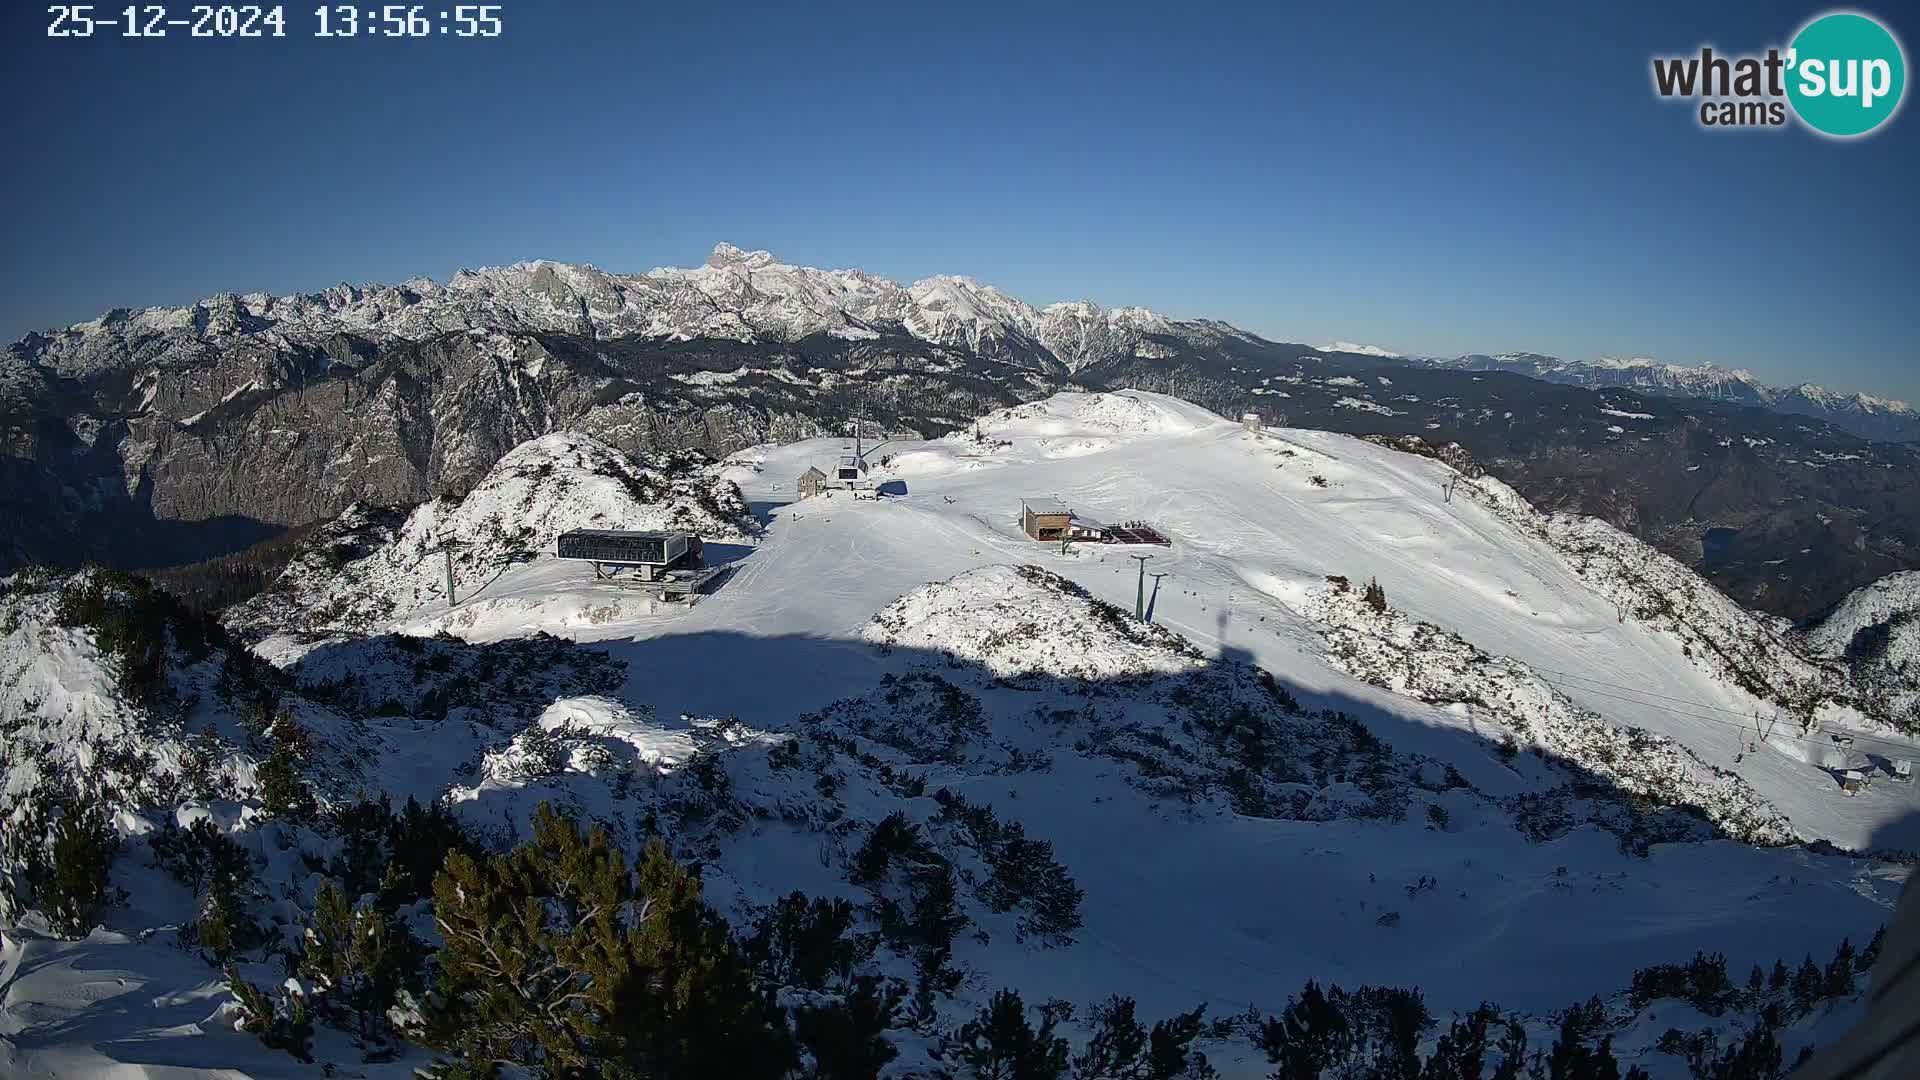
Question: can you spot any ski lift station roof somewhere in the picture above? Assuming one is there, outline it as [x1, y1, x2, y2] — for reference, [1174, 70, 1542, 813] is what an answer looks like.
[559, 528, 682, 541]
[555, 529, 695, 567]
[1021, 497, 1072, 516]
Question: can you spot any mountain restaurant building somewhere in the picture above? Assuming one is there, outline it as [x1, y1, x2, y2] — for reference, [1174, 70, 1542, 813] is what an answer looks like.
[1021, 498, 1074, 541]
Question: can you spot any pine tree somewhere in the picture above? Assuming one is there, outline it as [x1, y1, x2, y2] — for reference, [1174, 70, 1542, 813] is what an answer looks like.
[908, 863, 968, 995]
[1824, 939, 1857, 999]
[1074, 996, 1149, 1079]
[428, 802, 795, 1078]
[1422, 1004, 1499, 1080]
[1363, 578, 1388, 614]
[747, 891, 862, 990]
[949, 989, 1069, 1080]
[301, 879, 422, 1044]
[1542, 1001, 1622, 1080]
[1697, 1022, 1783, 1080]
[1073, 995, 1216, 1079]
[1490, 1018, 1530, 1080]
[195, 876, 256, 963]
[793, 976, 903, 1080]
[228, 965, 315, 1063]
[1145, 1004, 1217, 1079]
[150, 816, 258, 960]
[18, 791, 123, 940]
[1363, 987, 1430, 1080]
[1259, 981, 1350, 1080]
[1790, 955, 1824, 1014]
[180, 727, 227, 799]
[1860, 925, 1886, 972]
[254, 742, 311, 819]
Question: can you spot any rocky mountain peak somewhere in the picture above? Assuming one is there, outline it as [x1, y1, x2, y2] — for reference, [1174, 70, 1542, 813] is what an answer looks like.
[705, 241, 779, 270]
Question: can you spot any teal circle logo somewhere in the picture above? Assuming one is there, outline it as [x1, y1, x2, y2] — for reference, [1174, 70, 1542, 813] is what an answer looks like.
[1787, 12, 1907, 137]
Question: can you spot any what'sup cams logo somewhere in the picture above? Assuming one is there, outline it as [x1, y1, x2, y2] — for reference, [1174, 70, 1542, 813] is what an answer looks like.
[1652, 10, 1906, 137]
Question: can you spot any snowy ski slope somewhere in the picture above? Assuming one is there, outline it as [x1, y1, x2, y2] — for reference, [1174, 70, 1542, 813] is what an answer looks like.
[410, 391, 1918, 851]
[4, 390, 1913, 1078]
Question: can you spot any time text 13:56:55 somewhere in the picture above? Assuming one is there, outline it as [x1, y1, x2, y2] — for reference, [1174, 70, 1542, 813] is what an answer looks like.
[46, 6, 504, 38]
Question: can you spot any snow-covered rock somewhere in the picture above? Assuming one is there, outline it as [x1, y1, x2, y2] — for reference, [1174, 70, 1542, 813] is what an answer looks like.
[1305, 580, 1797, 847]
[1806, 572, 1920, 661]
[226, 432, 754, 637]
[865, 565, 1202, 683]
[1804, 572, 1920, 731]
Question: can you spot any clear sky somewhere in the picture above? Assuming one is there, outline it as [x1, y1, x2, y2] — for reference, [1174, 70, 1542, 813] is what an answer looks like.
[5, 1, 1916, 400]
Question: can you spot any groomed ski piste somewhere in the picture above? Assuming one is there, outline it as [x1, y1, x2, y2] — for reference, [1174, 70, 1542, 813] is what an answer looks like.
[3, 390, 1915, 1078]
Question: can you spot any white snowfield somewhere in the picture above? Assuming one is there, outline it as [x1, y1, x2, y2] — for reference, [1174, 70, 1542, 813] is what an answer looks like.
[3, 390, 1915, 1078]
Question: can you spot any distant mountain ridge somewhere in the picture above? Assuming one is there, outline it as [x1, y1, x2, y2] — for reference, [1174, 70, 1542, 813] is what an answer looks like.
[15, 245, 1913, 438]
[1399, 352, 1920, 442]
[11, 242, 1250, 381]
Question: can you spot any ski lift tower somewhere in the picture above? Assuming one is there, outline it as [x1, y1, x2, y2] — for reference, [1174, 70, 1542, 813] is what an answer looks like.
[424, 539, 473, 608]
[1130, 553, 1155, 622]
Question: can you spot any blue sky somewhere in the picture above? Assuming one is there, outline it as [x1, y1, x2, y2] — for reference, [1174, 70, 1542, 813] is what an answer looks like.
[5, 1, 1916, 400]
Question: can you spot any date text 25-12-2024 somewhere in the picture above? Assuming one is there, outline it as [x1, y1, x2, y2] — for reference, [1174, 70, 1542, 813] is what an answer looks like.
[47, 5, 504, 39]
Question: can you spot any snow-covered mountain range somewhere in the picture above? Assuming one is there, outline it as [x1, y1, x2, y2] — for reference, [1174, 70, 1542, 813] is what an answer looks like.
[1408, 353, 1920, 443]
[4, 390, 1915, 1078]
[17, 245, 1909, 440]
[12, 243, 1239, 381]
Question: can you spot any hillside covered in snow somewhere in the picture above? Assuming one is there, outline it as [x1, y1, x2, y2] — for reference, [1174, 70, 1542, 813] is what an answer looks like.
[1802, 572, 1920, 737]
[2, 391, 1916, 1078]
[225, 432, 755, 639]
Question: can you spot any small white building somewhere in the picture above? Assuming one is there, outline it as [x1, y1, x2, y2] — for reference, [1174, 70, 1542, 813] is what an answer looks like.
[1242, 412, 1263, 432]
[796, 451, 875, 499]
[1068, 516, 1108, 541]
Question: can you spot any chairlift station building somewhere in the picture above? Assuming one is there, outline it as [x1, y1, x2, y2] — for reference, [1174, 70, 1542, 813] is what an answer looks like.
[796, 451, 874, 498]
[555, 528, 727, 599]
